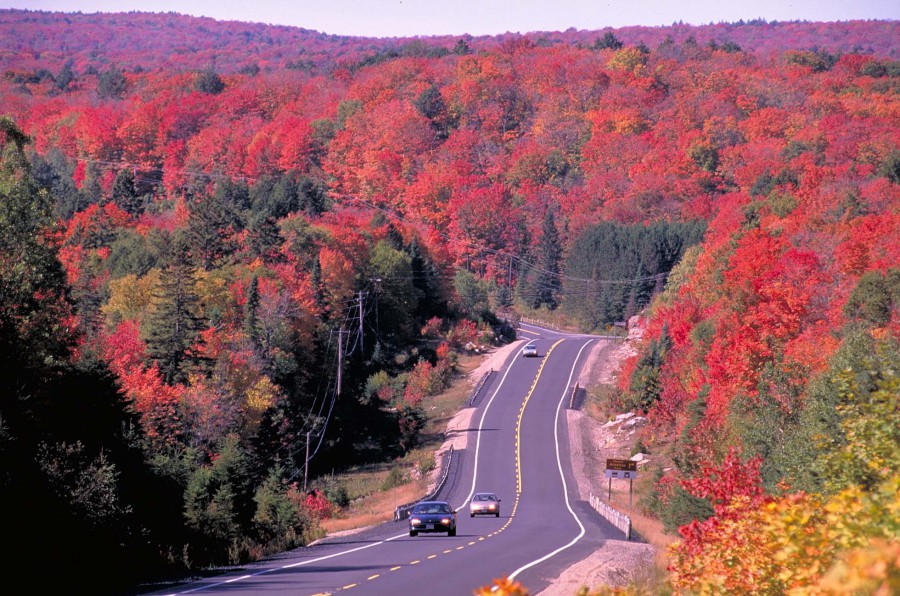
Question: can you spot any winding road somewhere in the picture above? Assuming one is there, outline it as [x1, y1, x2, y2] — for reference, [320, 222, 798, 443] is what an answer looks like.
[150, 324, 624, 596]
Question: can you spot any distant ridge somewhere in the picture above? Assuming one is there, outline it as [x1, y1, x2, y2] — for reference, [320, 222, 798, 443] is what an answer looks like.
[1, 8, 897, 74]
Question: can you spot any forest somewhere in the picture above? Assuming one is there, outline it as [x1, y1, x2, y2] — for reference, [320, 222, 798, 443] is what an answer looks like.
[0, 8, 898, 594]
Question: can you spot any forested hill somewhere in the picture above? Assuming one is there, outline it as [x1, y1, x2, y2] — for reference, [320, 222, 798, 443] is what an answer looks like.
[0, 8, 898, 595]
[1, 9, 898, 75]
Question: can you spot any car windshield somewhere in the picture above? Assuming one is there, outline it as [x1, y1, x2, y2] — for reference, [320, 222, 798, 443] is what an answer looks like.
[474, 494, 496, 501]
[414, 503, 450, 514]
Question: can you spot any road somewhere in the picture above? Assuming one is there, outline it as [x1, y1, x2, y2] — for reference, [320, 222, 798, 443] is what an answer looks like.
[149, 324, 625, 596]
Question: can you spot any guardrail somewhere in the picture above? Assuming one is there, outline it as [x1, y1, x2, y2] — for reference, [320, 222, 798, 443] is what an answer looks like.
[467, 368, 494, 407]
[519, 316, 560, 331]
[394, 445, 455, 522]
[589, 492, 631, 540]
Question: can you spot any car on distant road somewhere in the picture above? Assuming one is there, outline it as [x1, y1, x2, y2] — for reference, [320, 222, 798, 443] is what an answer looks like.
[522, 343, 538, 357]
[409, 500, 457, 536]
[469, 492, 501, 517]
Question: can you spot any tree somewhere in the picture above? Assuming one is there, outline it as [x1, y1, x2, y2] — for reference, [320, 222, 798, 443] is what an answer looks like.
[142, 236, 207, 384]
[414, 84, 452, 140]
[454, 269, 490, 316]
[407, 235, 445, 318]
[111, 168, 145, 216]
[186, 183, 244, 270]
[843, 269, 899, 327]
[55, 59, 76, 92]
[0, 116, 74, 365]
[194, 69, 225, 94]
[1, 117, 182, 594]
[244, 275, 260, 345]
[184, 435, 253, 563]
[453, 39, 470, 55]
[370, 240, 421, 343]
[530, 209, 562, 310]
[594, 31, 624, 50]
[97, 66, 127, 99]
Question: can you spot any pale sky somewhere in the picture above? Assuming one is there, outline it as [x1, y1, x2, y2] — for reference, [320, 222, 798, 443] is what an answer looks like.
[4, 0, 899, 37]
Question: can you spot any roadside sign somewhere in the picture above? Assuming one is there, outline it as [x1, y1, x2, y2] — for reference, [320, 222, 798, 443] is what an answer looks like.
[606, 458, 637, 472]
[605, 469, 637, 479]
[604, 458, 639, 509]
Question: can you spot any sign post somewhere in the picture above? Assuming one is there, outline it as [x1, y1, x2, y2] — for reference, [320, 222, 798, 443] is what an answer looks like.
[604, 458, 638, 509]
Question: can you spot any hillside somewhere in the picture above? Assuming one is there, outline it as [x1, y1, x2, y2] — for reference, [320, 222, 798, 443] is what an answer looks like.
[0, 9, 898, 594]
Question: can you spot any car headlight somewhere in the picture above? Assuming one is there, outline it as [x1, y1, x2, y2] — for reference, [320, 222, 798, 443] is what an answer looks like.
[410, 518, 421, 525]
[440, 517, 451, 525]
[488, 504, 495, 509]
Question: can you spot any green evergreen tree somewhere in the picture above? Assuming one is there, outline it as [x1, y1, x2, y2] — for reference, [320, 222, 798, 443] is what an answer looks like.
[97, 65, 127, 99]
[531, 210, 562, 310]
[186, 186, 242, 271]
[407, 235, 445, 317]
[55, 59, 75, 91]
[143, 236, 207, 384]
[244, 275, 260, 345]
[594, 31, 624, 50]
[194, 69, 225, 94]
[0, 116, 73, 364]
[111, 168, 145, 216]
[310, 253, 326, 316]
[30, 148, 81, 219]
[247, 212, 283, 263]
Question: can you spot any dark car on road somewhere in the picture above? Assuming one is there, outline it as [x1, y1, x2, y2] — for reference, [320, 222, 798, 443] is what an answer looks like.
[409, 500, 457, 536]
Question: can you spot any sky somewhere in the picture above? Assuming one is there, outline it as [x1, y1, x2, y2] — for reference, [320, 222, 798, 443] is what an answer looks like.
[4, 0, 899, 38]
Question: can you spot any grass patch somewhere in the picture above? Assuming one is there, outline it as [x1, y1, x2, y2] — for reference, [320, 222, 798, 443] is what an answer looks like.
[320, 480, 426, 534]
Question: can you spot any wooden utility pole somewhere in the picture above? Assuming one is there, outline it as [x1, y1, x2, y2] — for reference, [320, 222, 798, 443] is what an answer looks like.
[336, 326, 344, 396]
[358, 290, 364, 354]
[303, 430, 310, 492]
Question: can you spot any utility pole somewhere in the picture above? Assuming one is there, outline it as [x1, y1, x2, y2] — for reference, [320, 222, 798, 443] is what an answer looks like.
[358, 290, 364, 354]
[303, 430, 310, 492]
[336, 326, 344, 396]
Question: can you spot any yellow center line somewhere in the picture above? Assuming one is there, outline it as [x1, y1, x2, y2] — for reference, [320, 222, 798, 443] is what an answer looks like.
[515, 339, 564, 493]
[468, 541, 476, 545]
[367, 574, 379, 580]
[427, 554, 438, 559]
[342, 584, 357, 589]
[456, 546, 465, 550]
[410, 560, 420, 565]
[443, 549, 452, 553]
[390, 566, 401, 571]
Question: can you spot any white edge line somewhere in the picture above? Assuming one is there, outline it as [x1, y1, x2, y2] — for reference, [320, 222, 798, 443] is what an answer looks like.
[177, 534, 409, 593]
[508, 339, 594, 581]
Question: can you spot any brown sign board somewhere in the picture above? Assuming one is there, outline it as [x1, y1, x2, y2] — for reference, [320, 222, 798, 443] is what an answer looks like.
[606, 458, 637, 472]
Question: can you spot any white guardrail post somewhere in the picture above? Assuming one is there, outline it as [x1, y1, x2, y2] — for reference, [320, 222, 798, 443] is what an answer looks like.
[589, 492, 631, 540]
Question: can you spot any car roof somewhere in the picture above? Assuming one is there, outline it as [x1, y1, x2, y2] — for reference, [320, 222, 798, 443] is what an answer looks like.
[473, 492, 497, 497]
[416, 500, 451, 505]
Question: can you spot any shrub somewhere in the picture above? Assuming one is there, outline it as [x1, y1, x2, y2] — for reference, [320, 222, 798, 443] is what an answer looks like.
[381, 466, 406, 490]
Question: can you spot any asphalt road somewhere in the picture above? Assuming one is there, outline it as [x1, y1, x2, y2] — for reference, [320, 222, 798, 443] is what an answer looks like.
[148, 324, 625, 596]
